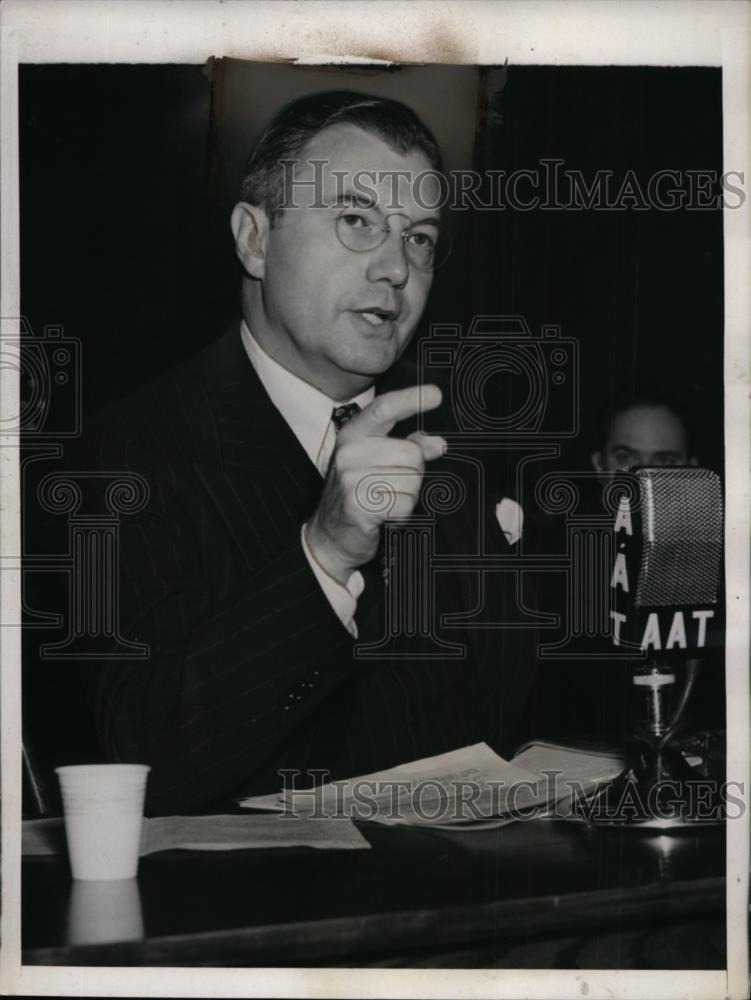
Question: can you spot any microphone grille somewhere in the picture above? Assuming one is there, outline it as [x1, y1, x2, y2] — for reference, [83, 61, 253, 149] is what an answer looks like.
[634, 467, 723, 607]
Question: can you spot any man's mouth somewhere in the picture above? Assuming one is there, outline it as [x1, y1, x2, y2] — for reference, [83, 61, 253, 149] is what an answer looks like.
[353, 308, 398, 328]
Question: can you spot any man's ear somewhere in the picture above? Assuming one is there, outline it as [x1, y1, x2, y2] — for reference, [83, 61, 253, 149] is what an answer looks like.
[591, 450, 604, 472]
[231, 202, 270, 280]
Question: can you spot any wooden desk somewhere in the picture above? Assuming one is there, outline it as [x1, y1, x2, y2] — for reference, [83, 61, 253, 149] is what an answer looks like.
[23, 818, 726, 968]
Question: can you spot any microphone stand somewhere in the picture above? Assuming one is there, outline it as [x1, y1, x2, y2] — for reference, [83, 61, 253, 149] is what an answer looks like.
[574, 656, 725, 828]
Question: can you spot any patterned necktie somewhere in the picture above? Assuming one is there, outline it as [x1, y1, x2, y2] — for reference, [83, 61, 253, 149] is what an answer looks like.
[333, 400, 394, 590]
[331, 402, 361, 431]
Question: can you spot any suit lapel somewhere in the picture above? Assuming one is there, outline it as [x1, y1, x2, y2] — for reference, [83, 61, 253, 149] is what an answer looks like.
[186, 334, 474, 631]
[191, 328, 323, 572]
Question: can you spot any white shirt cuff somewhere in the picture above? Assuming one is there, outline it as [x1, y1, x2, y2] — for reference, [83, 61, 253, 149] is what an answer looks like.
[301, 524, 364, 638]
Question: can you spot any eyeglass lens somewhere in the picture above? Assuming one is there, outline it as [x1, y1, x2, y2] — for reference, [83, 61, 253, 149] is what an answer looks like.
[335, 210, 449, 270]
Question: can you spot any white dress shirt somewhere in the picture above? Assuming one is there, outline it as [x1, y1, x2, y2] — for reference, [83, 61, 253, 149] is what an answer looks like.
[240, 321, 374, 637]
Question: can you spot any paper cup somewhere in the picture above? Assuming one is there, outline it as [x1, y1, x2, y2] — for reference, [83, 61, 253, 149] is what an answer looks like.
[55, 764, 150, 880]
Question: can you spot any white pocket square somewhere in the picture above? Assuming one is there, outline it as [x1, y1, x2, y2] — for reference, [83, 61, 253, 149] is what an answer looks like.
[495, 497, 524, 546]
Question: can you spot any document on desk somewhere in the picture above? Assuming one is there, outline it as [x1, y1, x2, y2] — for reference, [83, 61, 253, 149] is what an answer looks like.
[236, 741, 624, 830]
[22, 813, 370, 856]
[138, 814, 369, 852]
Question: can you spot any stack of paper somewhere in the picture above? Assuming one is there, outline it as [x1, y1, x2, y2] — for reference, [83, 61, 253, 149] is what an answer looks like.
[237, 742, 625, 830]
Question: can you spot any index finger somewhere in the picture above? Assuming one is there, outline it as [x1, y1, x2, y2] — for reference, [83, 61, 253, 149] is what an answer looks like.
[351, 384, 443, 437]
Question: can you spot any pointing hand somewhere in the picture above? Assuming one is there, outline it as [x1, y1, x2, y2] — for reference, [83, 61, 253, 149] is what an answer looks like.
[305, 385, 446, 583]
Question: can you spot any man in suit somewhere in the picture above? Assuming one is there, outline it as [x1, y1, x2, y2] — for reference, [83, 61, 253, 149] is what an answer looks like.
[82, 91, 536, 813]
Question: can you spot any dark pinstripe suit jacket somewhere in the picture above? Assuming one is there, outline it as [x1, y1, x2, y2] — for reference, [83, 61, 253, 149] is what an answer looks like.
[83, 327, 536, 813]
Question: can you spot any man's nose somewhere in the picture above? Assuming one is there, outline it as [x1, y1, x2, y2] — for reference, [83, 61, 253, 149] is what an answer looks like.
[366, 228, 409, 287]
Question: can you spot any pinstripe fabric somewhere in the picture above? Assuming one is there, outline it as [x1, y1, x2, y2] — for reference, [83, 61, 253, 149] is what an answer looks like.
[79, 327, 536, 814]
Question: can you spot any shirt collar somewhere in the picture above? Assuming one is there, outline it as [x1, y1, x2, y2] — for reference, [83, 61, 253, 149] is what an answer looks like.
[240, 320, 374, 469]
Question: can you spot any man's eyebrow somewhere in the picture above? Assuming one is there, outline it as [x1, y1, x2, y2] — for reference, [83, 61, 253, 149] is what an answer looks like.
[330, 191, 442, 226]
[331, 192, 377, 209]
[407, 212, 442, 227]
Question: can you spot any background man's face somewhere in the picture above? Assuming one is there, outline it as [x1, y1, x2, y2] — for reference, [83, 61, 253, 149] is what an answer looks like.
[593, 404, 693, 471]
[257, 124, 439, 399]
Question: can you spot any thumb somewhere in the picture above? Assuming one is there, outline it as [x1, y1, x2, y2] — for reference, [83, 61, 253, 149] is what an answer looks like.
[350, 384, 442, 438]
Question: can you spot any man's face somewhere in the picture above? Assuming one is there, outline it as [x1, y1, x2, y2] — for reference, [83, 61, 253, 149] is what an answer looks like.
[592, 404, 694, 472]
[240, 124, 441, 400]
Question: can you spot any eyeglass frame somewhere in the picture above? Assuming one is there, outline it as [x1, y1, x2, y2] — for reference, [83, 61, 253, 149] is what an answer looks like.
[333, 207, 451, 272]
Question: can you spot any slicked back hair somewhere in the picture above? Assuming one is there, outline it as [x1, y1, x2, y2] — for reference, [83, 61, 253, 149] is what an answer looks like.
[595, 387, 696, 458]
[239, 90, 443, 222]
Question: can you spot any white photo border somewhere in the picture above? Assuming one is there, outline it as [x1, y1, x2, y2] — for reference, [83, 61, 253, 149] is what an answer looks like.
[1, 2, 748, 997]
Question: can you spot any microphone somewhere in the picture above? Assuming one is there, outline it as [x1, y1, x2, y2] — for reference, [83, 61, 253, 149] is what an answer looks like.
[609, 466, 723, 660]
[576, 466, 724, 828]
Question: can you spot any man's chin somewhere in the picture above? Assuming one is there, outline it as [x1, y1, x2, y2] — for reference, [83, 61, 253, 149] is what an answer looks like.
[338, 342, 404, 378]
[352, 356, 396, 377]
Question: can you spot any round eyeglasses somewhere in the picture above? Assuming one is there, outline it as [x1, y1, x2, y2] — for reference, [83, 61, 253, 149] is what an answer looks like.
[335, 209, 451, 272]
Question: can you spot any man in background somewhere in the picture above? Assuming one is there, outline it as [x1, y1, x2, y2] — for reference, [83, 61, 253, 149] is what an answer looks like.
[591, 390, 698, 473]
[531, 385, 722, 746]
